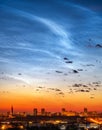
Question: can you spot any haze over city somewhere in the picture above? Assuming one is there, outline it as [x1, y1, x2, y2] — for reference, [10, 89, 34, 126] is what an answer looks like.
[0, 0, 102, 113]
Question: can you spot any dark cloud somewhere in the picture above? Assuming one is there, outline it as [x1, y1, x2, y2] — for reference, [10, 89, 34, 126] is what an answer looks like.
[95, 44, 102, 48]
[90, 97, 94, 99]
[86, 64, 95, 67]
[93, 88, 97, 90]
[63, 57, 69, 60]
[73, 84, 81, 87]
[55, 88, 61, 91]
[92, 81, 101, 85]
[65, 61, 73, 64]
[48, 88, 55, 90]
[55, 71, 63, 74]
[77, 69, 83, 71]
[18, 73, 22, 75]
[58, 92, 64, 96]
[38, 86, 45, 89]
[63, 57, 73, 64]
[71, 81, 100, 94]
[81, 64, 95, 67]
[73, 70, 78, 73]
[79, 89, 90, 92]
[83, 85, 88, 88]
[48, 88, 61, 92]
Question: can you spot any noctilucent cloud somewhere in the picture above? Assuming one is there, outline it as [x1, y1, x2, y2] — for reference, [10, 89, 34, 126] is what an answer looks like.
[0, 0, 102, 112]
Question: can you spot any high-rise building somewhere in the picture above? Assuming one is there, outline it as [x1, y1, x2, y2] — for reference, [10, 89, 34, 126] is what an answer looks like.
[11, 106, 13, 115]
[41, 108, 45, 116]
[84, 108, 88, 113]
[61, 108, 66, 115]
[62, 108, 66, 112]
[33, 108, 37, 116]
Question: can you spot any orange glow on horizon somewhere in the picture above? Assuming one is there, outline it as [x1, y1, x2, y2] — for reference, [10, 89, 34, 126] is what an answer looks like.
[0, 85, 102, 113]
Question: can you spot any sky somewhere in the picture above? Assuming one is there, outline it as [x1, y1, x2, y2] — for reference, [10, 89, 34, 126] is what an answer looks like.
[0, 0, 102, 113]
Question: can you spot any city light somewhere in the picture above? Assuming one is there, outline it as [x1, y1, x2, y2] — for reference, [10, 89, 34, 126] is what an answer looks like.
[1, 125, 6, 130]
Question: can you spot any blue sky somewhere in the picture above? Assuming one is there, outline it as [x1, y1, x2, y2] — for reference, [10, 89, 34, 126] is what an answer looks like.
[0, 0, 102, 102]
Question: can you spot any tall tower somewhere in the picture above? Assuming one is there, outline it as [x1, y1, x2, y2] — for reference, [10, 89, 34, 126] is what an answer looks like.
[41, 108, 45, 116]
[11, 105, 13, 115]
[62, 108, 66, 113]
[61, 108, 66, 115]
[33, 108, 37, 116]
[84, 108, 88, 113]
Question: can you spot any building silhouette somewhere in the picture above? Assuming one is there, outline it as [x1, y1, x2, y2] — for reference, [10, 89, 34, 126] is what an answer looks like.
[33, 108, 37, 116]
[11, 105, 13, 115]
[41, 108, 45, 116]
[84, 108, 88, 113]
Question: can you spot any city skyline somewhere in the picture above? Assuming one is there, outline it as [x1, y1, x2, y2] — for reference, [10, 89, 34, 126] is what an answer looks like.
[0, 105, 101, 115]
[0, 0, 102, 113]
[0, 105, 93, 113]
